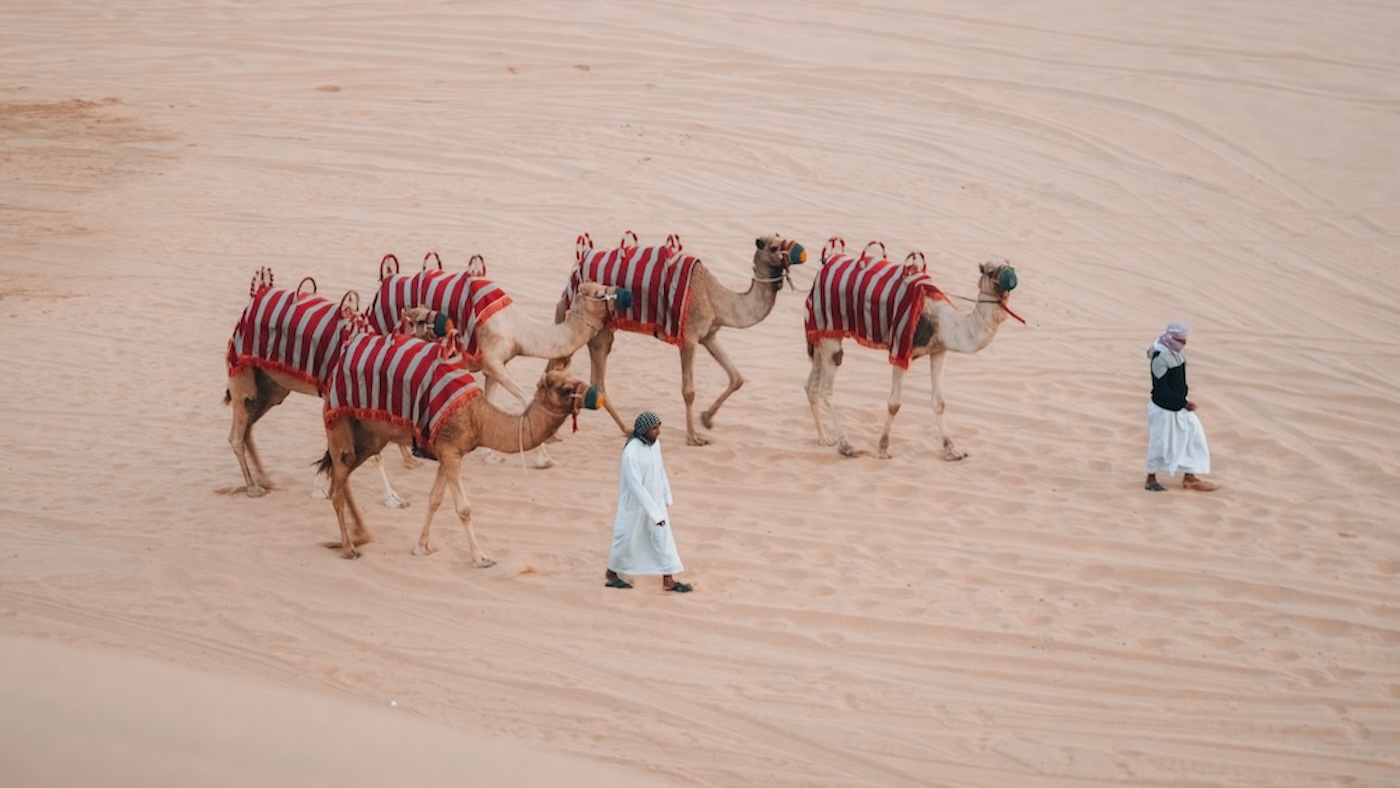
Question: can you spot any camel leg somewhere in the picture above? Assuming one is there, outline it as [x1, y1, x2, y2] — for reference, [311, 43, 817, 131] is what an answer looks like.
[696, 334, 745, 440]
[678, 342, 707, 446]
[587, 330, 630, 435]
[877, 365, 908, 460]
[397, 444, 422, 469]
[325, 421, 372, 559]
[808, 341, 846, 448]
[371, 453, 410, 508]
[415, 453, 495, 568]
[226, 368, 289, 497]
[805, 347, 831, 445]
[413, 459, 452, 557]
[928, 351, 966, 461]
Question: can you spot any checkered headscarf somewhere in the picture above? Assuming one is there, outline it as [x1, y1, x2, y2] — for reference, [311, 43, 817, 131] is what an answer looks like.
[630, 410, 662, 445]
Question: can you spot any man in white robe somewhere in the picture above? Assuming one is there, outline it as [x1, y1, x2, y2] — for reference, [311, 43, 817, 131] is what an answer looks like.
[605, 411, 691, 592]
[1145, 320, 1218, 492]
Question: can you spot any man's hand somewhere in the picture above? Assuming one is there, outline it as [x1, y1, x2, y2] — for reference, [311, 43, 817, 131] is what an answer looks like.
[656, 520, 667, 527]
[1186, 401, 1197, 411]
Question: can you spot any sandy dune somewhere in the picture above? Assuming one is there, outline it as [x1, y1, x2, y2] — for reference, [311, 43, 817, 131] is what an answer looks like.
[2, 1, 1398, 785]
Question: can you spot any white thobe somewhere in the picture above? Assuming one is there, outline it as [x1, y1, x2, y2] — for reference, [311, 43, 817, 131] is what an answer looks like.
[607, 438, 683, 576]
[1145, 403, 1211, 476]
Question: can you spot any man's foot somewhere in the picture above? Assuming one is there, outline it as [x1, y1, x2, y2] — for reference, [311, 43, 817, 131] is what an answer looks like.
[1144, 481, 1166, 492]
[664, 581, 693, 593]
[1183, 476, 1219, 492]
[605, 576, 633, 589]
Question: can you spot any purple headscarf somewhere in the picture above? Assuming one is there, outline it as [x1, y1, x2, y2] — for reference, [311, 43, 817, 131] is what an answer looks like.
[1149, 320, 1189, 357]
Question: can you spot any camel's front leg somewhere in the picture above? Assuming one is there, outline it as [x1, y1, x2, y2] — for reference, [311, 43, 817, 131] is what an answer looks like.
[432, 453, 495, 568]
[928, 351, 966, 460]
[697, 335, 745, 439]
[678, 342, 707, 446]
[479, 357, 530, 407]
[877, 365, 908, 459]
[587, 330, 630, 435]
[805, 345, 834, 446]
[413, 461, 453, 557]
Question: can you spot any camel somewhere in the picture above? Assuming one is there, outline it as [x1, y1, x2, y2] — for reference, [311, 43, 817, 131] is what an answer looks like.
[225, 268, 444, 505]
[555, 231, 807, 445]
[316, 333, 603, 564]
[803, 239, 1022, 459]
[368, 253, 627, 405]
[367, 253, 628, 468]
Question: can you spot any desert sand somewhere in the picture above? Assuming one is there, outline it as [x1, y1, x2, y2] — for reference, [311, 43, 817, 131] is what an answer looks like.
[3, 1, 1398, 786]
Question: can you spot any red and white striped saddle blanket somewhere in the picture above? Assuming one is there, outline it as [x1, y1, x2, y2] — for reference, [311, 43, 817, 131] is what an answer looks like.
[560, 234, 697, 346]
[804, 248, 951, 369]
[367, 269, 512, 366]
[323, 333, 483, 459]
[227, 285, 369, 392]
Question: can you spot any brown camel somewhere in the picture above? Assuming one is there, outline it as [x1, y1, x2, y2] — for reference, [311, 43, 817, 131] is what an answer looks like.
[555, 232, 807, 445]
[225, 268, 443, 504]
[317, 334, 601, 564]
[804, 242, 1021, 459]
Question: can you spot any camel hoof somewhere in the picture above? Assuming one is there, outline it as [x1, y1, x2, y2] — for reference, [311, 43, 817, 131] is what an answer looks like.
[531, 458, 556, 470]
[816, 436, 838, 447]
[402, 456, 424, 470]
[944, 450, 968, 461]
[877, 449, 892, 460]
[413, 543, 436, 556]
[686, 434, 710, 447]
[474, 557, 497, 569]
[382, 494, 410, 509]
[246, 485, 269, 498]
[700, 411, 716, 429]
[341, 546, 361, 560]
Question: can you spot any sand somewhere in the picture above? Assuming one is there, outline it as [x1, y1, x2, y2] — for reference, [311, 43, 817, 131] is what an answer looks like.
[2, 1, 1398, 785]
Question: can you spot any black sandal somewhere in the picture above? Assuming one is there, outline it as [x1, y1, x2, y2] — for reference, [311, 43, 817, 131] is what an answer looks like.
[665, 582, 693, 593]
[605, 576, 632, 589]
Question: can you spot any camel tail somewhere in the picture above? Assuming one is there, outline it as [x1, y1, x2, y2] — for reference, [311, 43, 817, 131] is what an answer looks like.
[315, 451, 333, 476]
[223, 388, 231, 406]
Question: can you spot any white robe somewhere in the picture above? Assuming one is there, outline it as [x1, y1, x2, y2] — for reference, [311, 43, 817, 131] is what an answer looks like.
[1145, 402, 1211, 476]
[607, 438, 683, 576]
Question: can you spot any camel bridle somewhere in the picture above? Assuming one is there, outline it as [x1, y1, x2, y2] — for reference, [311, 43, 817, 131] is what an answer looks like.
[975, 265, 1026, 325]
[753, 240, 800, 291]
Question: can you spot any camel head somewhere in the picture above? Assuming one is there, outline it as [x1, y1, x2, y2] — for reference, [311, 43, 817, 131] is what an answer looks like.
[570, 281, 633, 325]
[978, 259, 1019, 301]
[536, 367, 606, 427]
[398, 306, 455, 340]
[753, 235, 808, 291]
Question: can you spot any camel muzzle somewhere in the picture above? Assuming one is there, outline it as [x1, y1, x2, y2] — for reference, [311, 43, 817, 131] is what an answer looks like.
[996, 267, 1018, 292]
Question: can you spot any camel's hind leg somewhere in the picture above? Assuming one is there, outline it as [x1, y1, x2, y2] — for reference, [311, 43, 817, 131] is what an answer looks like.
[415, 452, 495, 568]
[586, 329, 630, 436]
[226, 367, 290, 497]
[678, 340, 708, 446]
[695, 334, 745, 443]
[877, 365, 909, 460]
[805, 341, 845, 448]
[324, 420, 376, 559]
[927, 351, 966, 461]
[312, 451, 410, 508]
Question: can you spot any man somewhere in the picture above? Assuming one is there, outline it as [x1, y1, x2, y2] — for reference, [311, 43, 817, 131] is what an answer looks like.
[604, 411, 692, 592]
[1145, 320, 1219, 492]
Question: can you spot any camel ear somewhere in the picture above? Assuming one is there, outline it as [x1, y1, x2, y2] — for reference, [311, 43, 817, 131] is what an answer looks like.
[755, 237, 764, 250]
